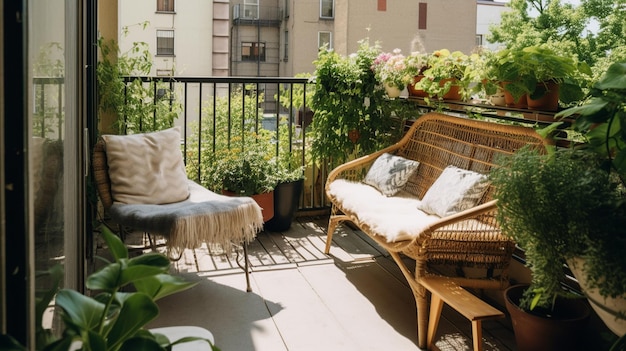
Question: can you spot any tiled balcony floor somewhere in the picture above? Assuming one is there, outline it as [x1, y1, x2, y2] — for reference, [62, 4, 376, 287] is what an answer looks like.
[140, 216, 519, 351]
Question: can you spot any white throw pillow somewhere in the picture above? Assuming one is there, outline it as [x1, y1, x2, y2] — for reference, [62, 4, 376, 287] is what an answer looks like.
[102, 127, 190, 205]
[418, 165, 489, 217]
[362, 153, 420, 196]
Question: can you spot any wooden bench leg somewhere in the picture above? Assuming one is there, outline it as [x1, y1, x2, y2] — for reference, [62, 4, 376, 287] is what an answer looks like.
[427, 293, 444, 350]
[472, 320, 483, 351]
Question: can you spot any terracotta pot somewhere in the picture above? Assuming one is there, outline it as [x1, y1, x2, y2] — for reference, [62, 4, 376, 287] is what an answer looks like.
[567, 257, 626, 337]
[407, 75, 428, 97]
[502, 82, 528, 108]
[527, 80, 560, 111]
[504, 284, 591, 351]
[223, 190, 274, 222]
[440, 78, 462, 100]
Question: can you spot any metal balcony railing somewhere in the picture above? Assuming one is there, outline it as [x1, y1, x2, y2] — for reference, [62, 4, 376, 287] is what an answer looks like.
[116, 76, 329, 213]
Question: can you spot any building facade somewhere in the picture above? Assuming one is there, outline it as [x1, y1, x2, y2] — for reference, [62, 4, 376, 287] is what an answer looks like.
[115, 0, 484, 78]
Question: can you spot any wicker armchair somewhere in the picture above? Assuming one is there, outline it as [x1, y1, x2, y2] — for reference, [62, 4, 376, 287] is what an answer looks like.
[323, 112, 549, 348]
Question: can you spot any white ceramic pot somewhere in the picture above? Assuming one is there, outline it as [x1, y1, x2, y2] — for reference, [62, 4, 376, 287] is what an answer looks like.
[568, 257, 626, 337]
[384, 83, 402, 98]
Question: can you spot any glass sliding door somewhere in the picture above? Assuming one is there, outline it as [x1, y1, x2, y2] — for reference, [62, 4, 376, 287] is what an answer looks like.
[29, 0, 85, 340]
[1, 0, 88, 347]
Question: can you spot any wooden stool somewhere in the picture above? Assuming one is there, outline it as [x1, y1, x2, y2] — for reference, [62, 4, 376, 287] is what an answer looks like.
[419, 276, 505, 351]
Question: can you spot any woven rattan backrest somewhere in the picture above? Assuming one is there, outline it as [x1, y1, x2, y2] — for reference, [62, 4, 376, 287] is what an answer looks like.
[92, 139, 114, 210]
[398, 113, 548, 199]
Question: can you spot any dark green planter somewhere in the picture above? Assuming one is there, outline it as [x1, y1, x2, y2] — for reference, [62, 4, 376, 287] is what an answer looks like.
[264, 179, 304, 232]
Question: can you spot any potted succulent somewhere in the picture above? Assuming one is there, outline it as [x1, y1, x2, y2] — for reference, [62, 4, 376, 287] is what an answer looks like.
[0, 227, 217, 351]
[371, 48, 411, 98]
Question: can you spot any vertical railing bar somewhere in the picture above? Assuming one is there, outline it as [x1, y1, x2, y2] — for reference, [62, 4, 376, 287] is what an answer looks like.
[38, 83, 45, 138]
[123, 82, 129, 134]
[212, 82, 217, 154]
[152, 78, 157, 130]
[240, 83, 245, 152]
[57, 83, 63, 140]
[275, 82, 282, 158]
[228, 83, 233, 150]
[197, 82, 203, 182]
[183, 81, 188, 165]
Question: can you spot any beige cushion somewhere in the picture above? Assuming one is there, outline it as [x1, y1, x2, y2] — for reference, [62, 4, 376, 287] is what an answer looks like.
[102, 127, 190, 205]
[418, 165, 489, 217]
[362, 153, 420, 196]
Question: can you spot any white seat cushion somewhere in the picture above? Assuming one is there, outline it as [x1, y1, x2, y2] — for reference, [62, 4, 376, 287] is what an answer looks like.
[328, 179, 441, 242]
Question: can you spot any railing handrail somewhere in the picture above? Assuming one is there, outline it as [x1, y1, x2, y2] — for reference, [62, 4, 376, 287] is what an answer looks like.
[122, 76, 311, 85]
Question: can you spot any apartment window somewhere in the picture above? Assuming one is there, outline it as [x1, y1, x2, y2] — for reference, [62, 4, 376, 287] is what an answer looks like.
[418, 3, 427, 30]
[476, 34, 483, 47]
[320, 0, 334, 18]
[242, 42, 266, 62]
[284, 31, 289, 61]
[244, 0, 259, 18]
[157, 30, 175, 56]
[157, 0, 174, 12]
[318, 31, 332, 50]
[378, 0, 386, 11]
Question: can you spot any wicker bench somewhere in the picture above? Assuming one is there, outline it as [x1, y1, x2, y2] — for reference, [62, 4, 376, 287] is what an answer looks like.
[323, 112, 547, 348]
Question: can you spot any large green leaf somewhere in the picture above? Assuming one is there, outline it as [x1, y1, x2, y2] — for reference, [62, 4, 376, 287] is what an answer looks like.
[101, 226, 128, 261]
[118, 335, 163, 351]
[86, 262, 123, 291]
[133, 274, 197, 301]
[81, 330, 107, 351]
[41, 335, 76, 351]
[55, 289, 105, 332]
[119, 265, 169, 288]
[596, 62, 626, 91]
[127, 253, 170, 270]
[106, 293, 159, 350]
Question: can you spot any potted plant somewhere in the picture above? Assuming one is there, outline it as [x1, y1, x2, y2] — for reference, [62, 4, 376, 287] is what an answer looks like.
[556, 61, 626, 337]
[264, 121, 306, 232]
[310, 38, 408, 168]
[212, 145, 278, 222]
[404, 51, 429, 97]
[467, 48, 506, 106]
[371, 48, 411, 98]
[413, 49, 471, 103]
[0, 227, 217, 351]
[493, 45, 586, 110]
[490, 145, 626, 350]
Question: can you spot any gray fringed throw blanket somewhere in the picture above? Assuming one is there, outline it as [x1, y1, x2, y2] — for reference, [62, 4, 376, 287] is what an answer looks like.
[109, 180, 264, 252]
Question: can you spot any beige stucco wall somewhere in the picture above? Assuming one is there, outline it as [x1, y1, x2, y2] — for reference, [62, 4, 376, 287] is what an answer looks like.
[286, 0, 477, 77]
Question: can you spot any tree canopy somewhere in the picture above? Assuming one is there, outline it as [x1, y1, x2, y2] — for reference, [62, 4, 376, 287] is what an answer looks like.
[488, 0, 626, 77]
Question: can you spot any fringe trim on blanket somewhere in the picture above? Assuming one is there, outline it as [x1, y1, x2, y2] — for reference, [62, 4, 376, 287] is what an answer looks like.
[166, 201, 264, 252]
